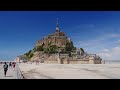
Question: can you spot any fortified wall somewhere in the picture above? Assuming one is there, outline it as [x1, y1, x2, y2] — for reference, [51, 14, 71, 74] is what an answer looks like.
[44, 53, 102, 64]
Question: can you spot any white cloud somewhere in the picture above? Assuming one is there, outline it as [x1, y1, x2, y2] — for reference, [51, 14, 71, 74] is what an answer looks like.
[110, 34, 120, 38]
[74, 32, 120, 60]
[72, 24, 120, 60]
[96, 46, 120, 60]
[116, 40, 120, 43]
[102, 49, 109, 52]
[75, 33, 120, 49]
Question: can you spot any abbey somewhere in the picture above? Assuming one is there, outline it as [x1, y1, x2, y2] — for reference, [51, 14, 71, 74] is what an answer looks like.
[36, 18, 73, 50]
[16, 18, 102, 64]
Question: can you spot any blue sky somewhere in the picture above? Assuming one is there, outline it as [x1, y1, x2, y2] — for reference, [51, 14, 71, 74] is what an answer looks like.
[0, 11, 120, 61]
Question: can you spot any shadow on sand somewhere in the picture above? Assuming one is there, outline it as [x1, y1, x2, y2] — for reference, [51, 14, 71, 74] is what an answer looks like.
[6, 75, 13, 77]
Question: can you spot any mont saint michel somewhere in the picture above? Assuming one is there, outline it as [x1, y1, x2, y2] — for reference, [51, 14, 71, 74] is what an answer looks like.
[1, 11, 120, 79]
[16, 18, 102, 64]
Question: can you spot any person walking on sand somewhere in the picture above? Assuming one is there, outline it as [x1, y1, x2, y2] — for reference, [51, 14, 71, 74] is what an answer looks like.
[9, 62, 12, 68]
[12, 62, 16, 70]
[3, 62, 8, 77]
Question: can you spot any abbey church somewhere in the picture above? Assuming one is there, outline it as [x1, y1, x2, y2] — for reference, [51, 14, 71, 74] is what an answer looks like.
[36, 18, 73, 49]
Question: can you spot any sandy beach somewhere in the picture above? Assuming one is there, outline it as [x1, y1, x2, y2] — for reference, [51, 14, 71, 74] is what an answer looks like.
[18, 63, 120, 79]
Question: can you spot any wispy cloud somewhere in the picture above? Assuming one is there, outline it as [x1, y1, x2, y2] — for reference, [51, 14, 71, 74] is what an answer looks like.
[97, 46, 120, 60]
[116, 40, 120, 43]
[74, 33, 120, 60]
[108, 34, 120, 38]
[68, 23, 120, 60]
[75, 33, 120, 48]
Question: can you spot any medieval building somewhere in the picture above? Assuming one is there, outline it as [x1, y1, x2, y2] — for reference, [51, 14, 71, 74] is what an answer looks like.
[36, 18, 73, 49]
[17, 18, 102, 64]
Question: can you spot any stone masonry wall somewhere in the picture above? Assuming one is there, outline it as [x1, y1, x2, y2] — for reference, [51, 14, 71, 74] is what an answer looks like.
[44, 61, 58, 64]
[94, 59, 102, 64]
[43, 55, 102, 64]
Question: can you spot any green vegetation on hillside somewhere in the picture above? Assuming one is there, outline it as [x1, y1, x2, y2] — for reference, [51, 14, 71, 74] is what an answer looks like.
[49, 45, 58, 53]
[65, 42, 74, 52]
[24, 40, 84, 60]
[33, 41, 76, 54]
[24, 50, 34, 60]
[34, 45, 44, 51]
[43, 45, 58, 54]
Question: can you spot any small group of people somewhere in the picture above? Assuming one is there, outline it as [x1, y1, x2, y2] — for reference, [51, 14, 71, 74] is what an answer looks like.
[9, 62, 16, 70]
[3, 62, 16, 77]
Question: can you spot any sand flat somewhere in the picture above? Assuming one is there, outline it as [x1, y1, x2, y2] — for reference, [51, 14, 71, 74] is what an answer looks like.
[18, 63, 120, 79]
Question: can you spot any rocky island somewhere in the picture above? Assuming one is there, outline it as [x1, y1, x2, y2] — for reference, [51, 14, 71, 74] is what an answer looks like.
[16, 18, 102, 64]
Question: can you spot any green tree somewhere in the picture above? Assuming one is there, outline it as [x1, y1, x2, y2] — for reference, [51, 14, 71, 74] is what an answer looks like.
[44, 45, 58, 54]
[80, 48, 85, 55]
[35, 45, 44, 51]
[73, 47, 77, 50]
[24, 50, 34, 60]
[49, 45, 58, 53]
[29, 53, 34, 58]
[65, 42, 74, 52]
[24, 50, 31, 56]
[43, 47, 49, 53]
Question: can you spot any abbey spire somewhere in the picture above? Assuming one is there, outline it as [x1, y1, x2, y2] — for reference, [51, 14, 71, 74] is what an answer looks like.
[56, 18, 60, 32]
